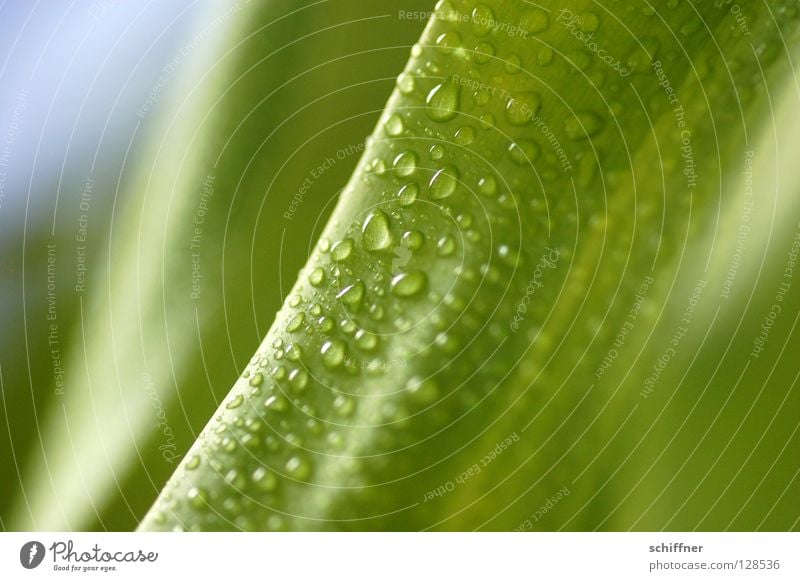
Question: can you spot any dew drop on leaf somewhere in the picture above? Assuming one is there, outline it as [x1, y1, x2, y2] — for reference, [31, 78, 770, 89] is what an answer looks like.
[331, 238, 354, 261]
[362, 210, 392, 251]
[393, 151, 418, 177]
[426, 77, 460, 122]
[391, 271, 428, 297]
[429, 165, 459, 199]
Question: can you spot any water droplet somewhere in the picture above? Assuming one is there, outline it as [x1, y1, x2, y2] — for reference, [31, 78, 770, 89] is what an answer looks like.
[579, 12, 600, 32]
[398, 183, 419, 206]
[393, 151, 418, 177]
[287, 312, 305, 333]
[564, 111, 604, 139]
[331, 238, 354, 261]
[506, 92, 541, 125]
[508, 140, 540, 164]
[505, 53, 522, 74]
[429, 144, 445, 160]
[362, 211, 392, 251]
[333, 395, 356, 417]
[285, 456, 311, 481]
[521, 9, 549, 34]
[321, 339, 347, 368]
[454, 125, 475, 145]
[471, 4, 494, 37]
[437, 235, 456, 256]
[286, 343, 302, 361]
[318, 316, 334, 333]
[252, 466, 277, 491]
[288, 368, 309, 391]
[402, 230, 425, 251]
[384, 113, 404, 137]
[355, 329, 378, 351]
[430, 165, 459, 199]
[479, 112, 495, 129]
[473, 41, 494, 64]
[406, 376, 440, 404]
[538, 46, 554, 66]
[426, 77, 460, 122]
[248, 372, 264, 387]
[336, 280, 365, 310]
[226, 394, 244, 409]
[185, 455, 201, 470]
[309, 267, 325, 286]
[435, 31, 462, 55]
[391, 271, 428, 297]
[397, 72, 415, 94]
[478, 175, 497, 196]
[187, 487, 206, 508]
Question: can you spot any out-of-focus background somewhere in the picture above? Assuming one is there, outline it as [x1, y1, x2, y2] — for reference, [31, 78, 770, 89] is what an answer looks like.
[1, 0, 799, 532]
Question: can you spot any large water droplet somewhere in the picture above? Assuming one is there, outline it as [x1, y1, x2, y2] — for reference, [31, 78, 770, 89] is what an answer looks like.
[337, 280, 365, 310]
[426, 77, 460, 122]
[393, 151, 418, 177]
[321, 339, 347, 368]
[384, 113, 405, 137]
[397, 183, 419, 206]
[362, 211, 392, 251]
[429, 165, 459, 199]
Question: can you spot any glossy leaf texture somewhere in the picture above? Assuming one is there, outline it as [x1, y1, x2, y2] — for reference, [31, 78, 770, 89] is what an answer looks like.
[131, 0, 800, 531]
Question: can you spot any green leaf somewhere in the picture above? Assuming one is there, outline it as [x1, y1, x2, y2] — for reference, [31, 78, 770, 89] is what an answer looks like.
[129, 0, 800, 531]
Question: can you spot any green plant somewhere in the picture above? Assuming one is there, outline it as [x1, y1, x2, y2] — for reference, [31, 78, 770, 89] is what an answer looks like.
[132, 0, 800, 531]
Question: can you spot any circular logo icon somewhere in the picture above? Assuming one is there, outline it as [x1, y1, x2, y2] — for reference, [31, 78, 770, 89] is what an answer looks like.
[20, 541, 45, 569]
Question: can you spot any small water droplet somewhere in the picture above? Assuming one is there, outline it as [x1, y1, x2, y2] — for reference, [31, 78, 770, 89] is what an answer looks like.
[397, 72, 415, 94]
[355, 329, 378, 351]
[248, 372, 264, 387]
[185, 455, 201, 470]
